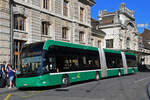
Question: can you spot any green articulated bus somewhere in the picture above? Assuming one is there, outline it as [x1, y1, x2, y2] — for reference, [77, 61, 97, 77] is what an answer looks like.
[16, 40, 138, 88]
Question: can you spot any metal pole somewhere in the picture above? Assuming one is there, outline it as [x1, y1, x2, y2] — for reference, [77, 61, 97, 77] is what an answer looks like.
[10, 0, 14, 66]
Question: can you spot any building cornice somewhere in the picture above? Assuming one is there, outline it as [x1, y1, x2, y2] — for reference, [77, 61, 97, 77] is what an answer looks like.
[92, 32, 105, 38]
[79, 0, 96, 6]
[87, 0, 96, 6]
[98, 24, 121, 29]
[14, 0, 91, 28]
[119, 12, 135, 21]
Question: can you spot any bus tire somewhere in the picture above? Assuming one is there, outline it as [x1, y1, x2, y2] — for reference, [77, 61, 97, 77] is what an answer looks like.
[61, 75, 69, 87]
[95, 72, 100, 81]
[132, 68, 135, 73]
[118, 71, 121, 76]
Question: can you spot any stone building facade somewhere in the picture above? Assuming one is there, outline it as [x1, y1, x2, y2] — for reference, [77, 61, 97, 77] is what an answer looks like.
[0, 0, 10, 63]
[0, 0, 95, 67]
[98, 3, 139, 51]
[140, 29, 150, 66]
[91, 18, 106, 48]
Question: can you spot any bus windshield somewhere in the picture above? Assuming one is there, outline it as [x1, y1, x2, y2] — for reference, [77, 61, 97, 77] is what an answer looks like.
[19, 42, 44, 75]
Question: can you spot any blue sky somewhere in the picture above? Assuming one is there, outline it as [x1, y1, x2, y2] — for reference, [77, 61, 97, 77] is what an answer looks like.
[91, 0, 150, 33]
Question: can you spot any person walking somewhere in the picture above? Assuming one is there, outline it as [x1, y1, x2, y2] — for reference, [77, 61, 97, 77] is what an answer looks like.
[0, 61, 7, 88]
[0, 64, 2, 77]
[1, 61, 7, 78]
[7, 64, 15, 89]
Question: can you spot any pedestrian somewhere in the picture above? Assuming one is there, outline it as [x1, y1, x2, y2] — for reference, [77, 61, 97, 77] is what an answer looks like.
[0, 64, 2, 77]
[0, 61, 7, 88]
[7, 64, 15, 89]
[1, 61, 7, 78]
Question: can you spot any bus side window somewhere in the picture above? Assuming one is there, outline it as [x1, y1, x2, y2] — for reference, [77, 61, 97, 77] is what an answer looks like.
[48, 57, 56, 72]
[126, 55, 136, 67]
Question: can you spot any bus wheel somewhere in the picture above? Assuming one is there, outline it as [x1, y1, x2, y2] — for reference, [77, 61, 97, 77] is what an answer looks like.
[118, 71, 121, 76]
[95, 72, 100, 81]
[132, 68, 135, 73]
[62, 75, 69, 87]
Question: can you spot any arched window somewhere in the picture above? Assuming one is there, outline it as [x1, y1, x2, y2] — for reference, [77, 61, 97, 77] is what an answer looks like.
[126, 37, 130, 49]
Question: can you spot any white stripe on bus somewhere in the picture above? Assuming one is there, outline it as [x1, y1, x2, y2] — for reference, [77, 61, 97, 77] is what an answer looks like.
[50, 69, 101, 75]
[49, 67, 137, 75]
[107, 68, 124, 70]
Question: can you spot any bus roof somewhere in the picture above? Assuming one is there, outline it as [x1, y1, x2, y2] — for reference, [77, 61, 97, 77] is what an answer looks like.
[43, 40, 136, 56]
[104, 49, 121, 54]
[124, 52, 136, 56]
[43, 40, 98, 51]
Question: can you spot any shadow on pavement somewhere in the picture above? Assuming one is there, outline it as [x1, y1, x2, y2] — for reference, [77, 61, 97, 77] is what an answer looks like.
[18, 85, 61, 91]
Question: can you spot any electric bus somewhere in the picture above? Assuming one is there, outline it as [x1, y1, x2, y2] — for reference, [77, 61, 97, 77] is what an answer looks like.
[16, 40, 138, 88]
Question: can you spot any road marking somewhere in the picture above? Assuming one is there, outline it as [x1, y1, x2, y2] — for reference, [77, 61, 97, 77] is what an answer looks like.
[134, 77, 150, 84]
[3, 94, 11, 100]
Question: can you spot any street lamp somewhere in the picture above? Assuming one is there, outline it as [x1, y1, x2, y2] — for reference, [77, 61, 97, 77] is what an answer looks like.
[10, 0, 14, 66]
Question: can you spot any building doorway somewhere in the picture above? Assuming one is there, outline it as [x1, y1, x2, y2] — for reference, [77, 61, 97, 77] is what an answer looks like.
[14, 40, 25, 69]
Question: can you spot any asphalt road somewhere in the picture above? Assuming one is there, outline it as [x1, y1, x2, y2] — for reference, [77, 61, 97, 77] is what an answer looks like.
[1, 72, 150, 100]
